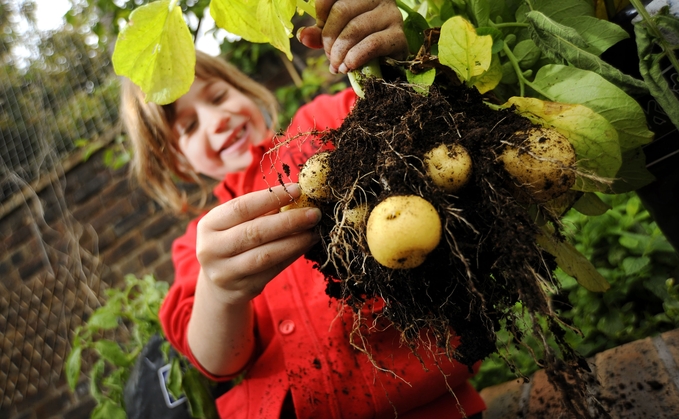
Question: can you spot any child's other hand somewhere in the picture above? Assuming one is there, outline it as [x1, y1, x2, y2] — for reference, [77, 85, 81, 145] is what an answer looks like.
[296, 0, 408, 74]
[195, 184, 321, 305]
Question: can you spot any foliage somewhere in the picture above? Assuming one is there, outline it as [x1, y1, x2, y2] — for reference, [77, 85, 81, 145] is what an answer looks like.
[472, 192, 679, 389]
[65, 274, 218, 419]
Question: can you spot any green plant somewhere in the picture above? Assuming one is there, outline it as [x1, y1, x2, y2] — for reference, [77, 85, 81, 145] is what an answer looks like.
[65, 274, 218, 419]
[472, 192, 679, 389]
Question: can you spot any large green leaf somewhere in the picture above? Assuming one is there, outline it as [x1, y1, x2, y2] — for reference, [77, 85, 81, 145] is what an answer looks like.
[532, 65, 654, 153]
[210, 0, 296, 60]
[560, 16, 629, 56]
[635, 18, 679, 131]
[503, 96, 621, 192]
[526, 11, 648, 95]
[112, 0, 195, 105]
[439, 15, 493, 82]
[515, 0, 595, 23]
[183, 367, 219, 418]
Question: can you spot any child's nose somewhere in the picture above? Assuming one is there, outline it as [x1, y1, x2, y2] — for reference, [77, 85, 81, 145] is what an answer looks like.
[210, 112, 231, 134]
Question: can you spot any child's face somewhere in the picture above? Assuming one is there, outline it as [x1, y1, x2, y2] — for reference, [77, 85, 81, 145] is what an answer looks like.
[172, 77, 270, 180]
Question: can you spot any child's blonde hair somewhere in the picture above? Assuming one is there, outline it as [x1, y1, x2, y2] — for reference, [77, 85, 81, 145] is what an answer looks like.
[120, 50, 278, 214]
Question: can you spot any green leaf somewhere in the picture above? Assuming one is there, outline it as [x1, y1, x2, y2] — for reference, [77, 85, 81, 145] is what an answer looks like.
[537, 228, 610, 292]
[406, 68, 436, 94]
[94, 340, 132, 367]
[65, 344, 82, 390]
[572, 193, 611, 216]
[167, 357, 184, 401]
[91, 399, 127, 419]
[622, 256, 651, 275]
[635, 21, 679, 131]
[467, 0, 491, 27]
[439, 15, 493, 83]
[210, 0, 296, 60]
[87, 307, 120, 331]
[502, 96, 621, 192]
[560, 16, 629, 56]
[112, 0, 195, 105]
[531, 65, 654, 153]
[515, 0, 595, 23]
[608, 148, 655, 193]
[403, 11, 430, 54]
[183, 368, 219, 419]
[512, 39, 542, 70]
[526, 11, 648, 95]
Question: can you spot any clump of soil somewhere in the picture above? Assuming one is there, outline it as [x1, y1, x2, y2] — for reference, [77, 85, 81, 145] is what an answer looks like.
[300, 77, 607, 417]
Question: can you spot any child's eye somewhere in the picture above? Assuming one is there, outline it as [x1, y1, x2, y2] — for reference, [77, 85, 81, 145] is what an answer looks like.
[178, 118, 197, 136]
[212, 90, 227, 104]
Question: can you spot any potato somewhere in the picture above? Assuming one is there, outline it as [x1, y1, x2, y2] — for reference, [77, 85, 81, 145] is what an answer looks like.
[424, 143, 473, 193]
[499, 127, 576, 202]
[298, 152, 332, 201]
[366, 195, 442, 269]
[343, 203, 369, 228]
[280, 193, 317, 212]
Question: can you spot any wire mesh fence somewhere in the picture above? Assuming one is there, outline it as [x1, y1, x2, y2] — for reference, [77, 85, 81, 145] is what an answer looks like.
[0, 0, 120, 409]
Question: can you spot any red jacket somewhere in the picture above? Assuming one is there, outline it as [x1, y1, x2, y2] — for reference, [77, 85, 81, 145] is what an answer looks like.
[160, 89, 486, 419]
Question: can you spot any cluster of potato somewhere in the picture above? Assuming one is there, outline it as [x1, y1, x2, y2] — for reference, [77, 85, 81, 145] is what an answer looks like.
[286, 125, 576, 270]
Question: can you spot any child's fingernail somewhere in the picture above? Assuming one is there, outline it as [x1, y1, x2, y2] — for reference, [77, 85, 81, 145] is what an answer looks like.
[338, 63, 348, 74]
[306, 208, 322, 223]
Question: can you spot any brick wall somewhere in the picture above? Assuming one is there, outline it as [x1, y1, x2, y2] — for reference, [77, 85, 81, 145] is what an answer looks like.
[0, 139, 208, 419]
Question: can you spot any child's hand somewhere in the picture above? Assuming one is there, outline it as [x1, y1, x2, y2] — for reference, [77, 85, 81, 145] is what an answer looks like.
[297, 0, 408, 74]
[195, 184, 321, 306]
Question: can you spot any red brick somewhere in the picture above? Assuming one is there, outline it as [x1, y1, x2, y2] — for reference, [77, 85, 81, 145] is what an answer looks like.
[594, 336, 679, 417]
[479, 378, 526, 419]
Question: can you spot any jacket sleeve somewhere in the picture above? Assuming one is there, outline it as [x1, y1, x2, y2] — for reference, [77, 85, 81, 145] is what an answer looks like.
[158, 217, 232, 380]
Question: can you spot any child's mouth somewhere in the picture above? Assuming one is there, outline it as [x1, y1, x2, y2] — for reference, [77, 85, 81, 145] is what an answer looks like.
[220, 125, 249, 156]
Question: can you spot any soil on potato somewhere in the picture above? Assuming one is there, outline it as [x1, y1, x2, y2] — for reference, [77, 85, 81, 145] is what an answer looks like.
[298, 76, 605, 417]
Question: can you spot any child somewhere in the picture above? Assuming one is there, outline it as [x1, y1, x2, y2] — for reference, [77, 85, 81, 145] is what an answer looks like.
[121, 1, 486, 418]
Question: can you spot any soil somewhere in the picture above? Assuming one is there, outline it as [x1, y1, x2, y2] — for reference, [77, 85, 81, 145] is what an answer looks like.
[300, 75, 607, 417]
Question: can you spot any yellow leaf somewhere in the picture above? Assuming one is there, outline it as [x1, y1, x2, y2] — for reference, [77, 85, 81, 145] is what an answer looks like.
[439, 16, 493, 83]
[470, 53, 502, 94]
[536, 228, 610, 293]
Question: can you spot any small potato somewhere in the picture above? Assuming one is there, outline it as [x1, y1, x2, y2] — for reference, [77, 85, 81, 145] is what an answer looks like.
[298, 152, 332, 201]
[424, 143, 473, 193]
[366, 195, 442, 270]
[280, 193, 317, 212]
[499, 127, 576, 202]
[343, 203, 369, 228]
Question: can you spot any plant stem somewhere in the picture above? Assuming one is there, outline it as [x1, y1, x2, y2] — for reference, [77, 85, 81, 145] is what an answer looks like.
[490, 22, 530, 29]
[395, 0, 418, 16]
[348, 59, 383, 98]
[296, 0, 316, 18]
[503, 42, 526, 97]
[629, 0, 679, 76]
[502, 42, 555, 101]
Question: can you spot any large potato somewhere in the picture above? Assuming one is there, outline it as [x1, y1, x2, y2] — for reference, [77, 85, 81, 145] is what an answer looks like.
[499, 127, 576, 202]
[424, 143, 473, 193]
[366, 195, 442, 269]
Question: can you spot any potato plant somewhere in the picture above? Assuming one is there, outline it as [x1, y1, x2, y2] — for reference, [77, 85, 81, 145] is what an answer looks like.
[111, 0, 679, 417]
